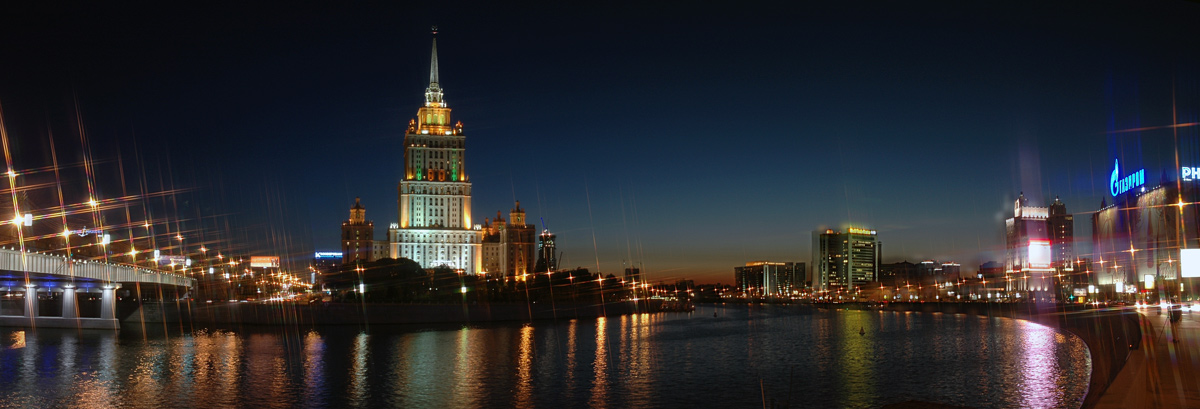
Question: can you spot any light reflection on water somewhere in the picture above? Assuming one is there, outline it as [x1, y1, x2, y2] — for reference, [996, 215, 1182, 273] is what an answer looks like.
[516, 324, 534, 408]
[0, 306, 1090, 408]
[589, 316, 609, 409]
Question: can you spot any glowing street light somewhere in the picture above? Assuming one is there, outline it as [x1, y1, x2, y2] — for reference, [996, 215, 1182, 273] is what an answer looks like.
[10, 213, 32, 227]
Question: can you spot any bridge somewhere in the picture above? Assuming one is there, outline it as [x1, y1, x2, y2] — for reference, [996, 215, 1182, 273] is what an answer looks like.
[0, 247, 194, 329]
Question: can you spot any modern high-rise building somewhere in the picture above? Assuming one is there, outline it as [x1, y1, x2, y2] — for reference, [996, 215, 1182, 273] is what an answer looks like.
[342, 198, 375, 264]
[812, 227, 880, 291]
[480, 201, 536, 278]
[1047, 196, 1075, 269]
[734, 261, 804, 296]
[534, 230, 557, 273]
[388, 30, 483, 273]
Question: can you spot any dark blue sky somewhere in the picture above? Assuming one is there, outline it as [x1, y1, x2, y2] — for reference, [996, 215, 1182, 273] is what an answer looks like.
[3, 1, 1200, 283]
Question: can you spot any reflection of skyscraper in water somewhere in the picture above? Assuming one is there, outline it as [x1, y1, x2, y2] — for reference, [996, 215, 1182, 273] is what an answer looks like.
[534, 230, 556, 273]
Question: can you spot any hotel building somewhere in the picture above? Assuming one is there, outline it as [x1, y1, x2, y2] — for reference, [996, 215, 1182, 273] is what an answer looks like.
[388, 30, 483, 273]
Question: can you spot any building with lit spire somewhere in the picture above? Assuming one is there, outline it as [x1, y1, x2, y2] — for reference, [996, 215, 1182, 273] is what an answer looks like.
[388, 28, 483, 273]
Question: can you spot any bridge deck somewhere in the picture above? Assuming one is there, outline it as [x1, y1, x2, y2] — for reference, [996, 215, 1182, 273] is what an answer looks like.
[0, 248, 194, 288]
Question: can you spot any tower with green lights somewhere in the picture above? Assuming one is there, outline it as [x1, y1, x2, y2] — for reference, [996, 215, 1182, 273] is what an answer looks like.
[389, 28, 483, 274]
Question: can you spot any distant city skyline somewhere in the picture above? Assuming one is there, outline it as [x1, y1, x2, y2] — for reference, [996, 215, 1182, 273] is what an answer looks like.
[3, 2, 1199, 284]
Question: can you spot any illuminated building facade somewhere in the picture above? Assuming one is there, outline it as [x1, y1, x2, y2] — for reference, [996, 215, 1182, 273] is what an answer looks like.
[1093, 184, 1189, 296]
[480, 201, 536, 278]
[734, 261, 803, 296]
[1004, 193, 1054, 295]
[812, 228, 880, 291]
[388, 30, 483, 273]
[342, 198, 375, 264]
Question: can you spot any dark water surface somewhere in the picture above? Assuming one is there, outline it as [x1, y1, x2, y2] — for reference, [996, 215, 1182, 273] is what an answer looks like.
[0, 305, 1090, 408]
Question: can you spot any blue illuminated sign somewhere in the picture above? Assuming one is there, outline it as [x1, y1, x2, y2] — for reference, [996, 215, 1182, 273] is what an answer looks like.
[314, 252, 342, 259]
[1110, 159, 1144, 197]
[1183, 166, 1200, 181]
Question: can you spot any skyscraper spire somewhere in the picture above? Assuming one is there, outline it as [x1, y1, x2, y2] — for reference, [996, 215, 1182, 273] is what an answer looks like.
[425, 26, 444, 106]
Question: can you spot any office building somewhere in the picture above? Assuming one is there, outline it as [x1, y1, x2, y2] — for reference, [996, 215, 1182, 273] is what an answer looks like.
[812, 228, 881, 291]
[735, 261, 804, 297]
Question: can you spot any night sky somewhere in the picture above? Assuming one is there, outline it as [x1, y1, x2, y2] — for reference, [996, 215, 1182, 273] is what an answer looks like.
[3, 1, 1200, 284]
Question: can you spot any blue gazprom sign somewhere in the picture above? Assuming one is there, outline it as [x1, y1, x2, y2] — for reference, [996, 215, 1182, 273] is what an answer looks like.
[1110, 159, 1145, 197]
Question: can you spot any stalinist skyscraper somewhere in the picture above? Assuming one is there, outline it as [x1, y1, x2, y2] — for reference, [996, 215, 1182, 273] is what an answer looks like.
[389, 28, 483, 274]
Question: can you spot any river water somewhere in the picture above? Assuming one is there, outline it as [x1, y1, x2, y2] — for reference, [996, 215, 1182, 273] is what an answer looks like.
[0, 304, 1090, 408]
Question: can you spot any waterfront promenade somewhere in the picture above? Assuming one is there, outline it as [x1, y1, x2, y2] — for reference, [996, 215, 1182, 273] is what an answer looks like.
[1096, 309, 1200, 408]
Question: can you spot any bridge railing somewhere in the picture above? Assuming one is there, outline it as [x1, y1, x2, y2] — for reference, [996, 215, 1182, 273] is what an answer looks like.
[0, 247, 195, 288]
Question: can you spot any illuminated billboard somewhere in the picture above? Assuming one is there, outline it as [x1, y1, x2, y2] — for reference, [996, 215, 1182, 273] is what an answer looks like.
[158, 255, 189, 267]
[314, 252, 342, 259]
[1181, 249, 1200, 278]
[250, 256, 280, 268]
[1144, 274, 1155, 289]
[1028, 239, 1051, 269]
[847, 227, 876, 235]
